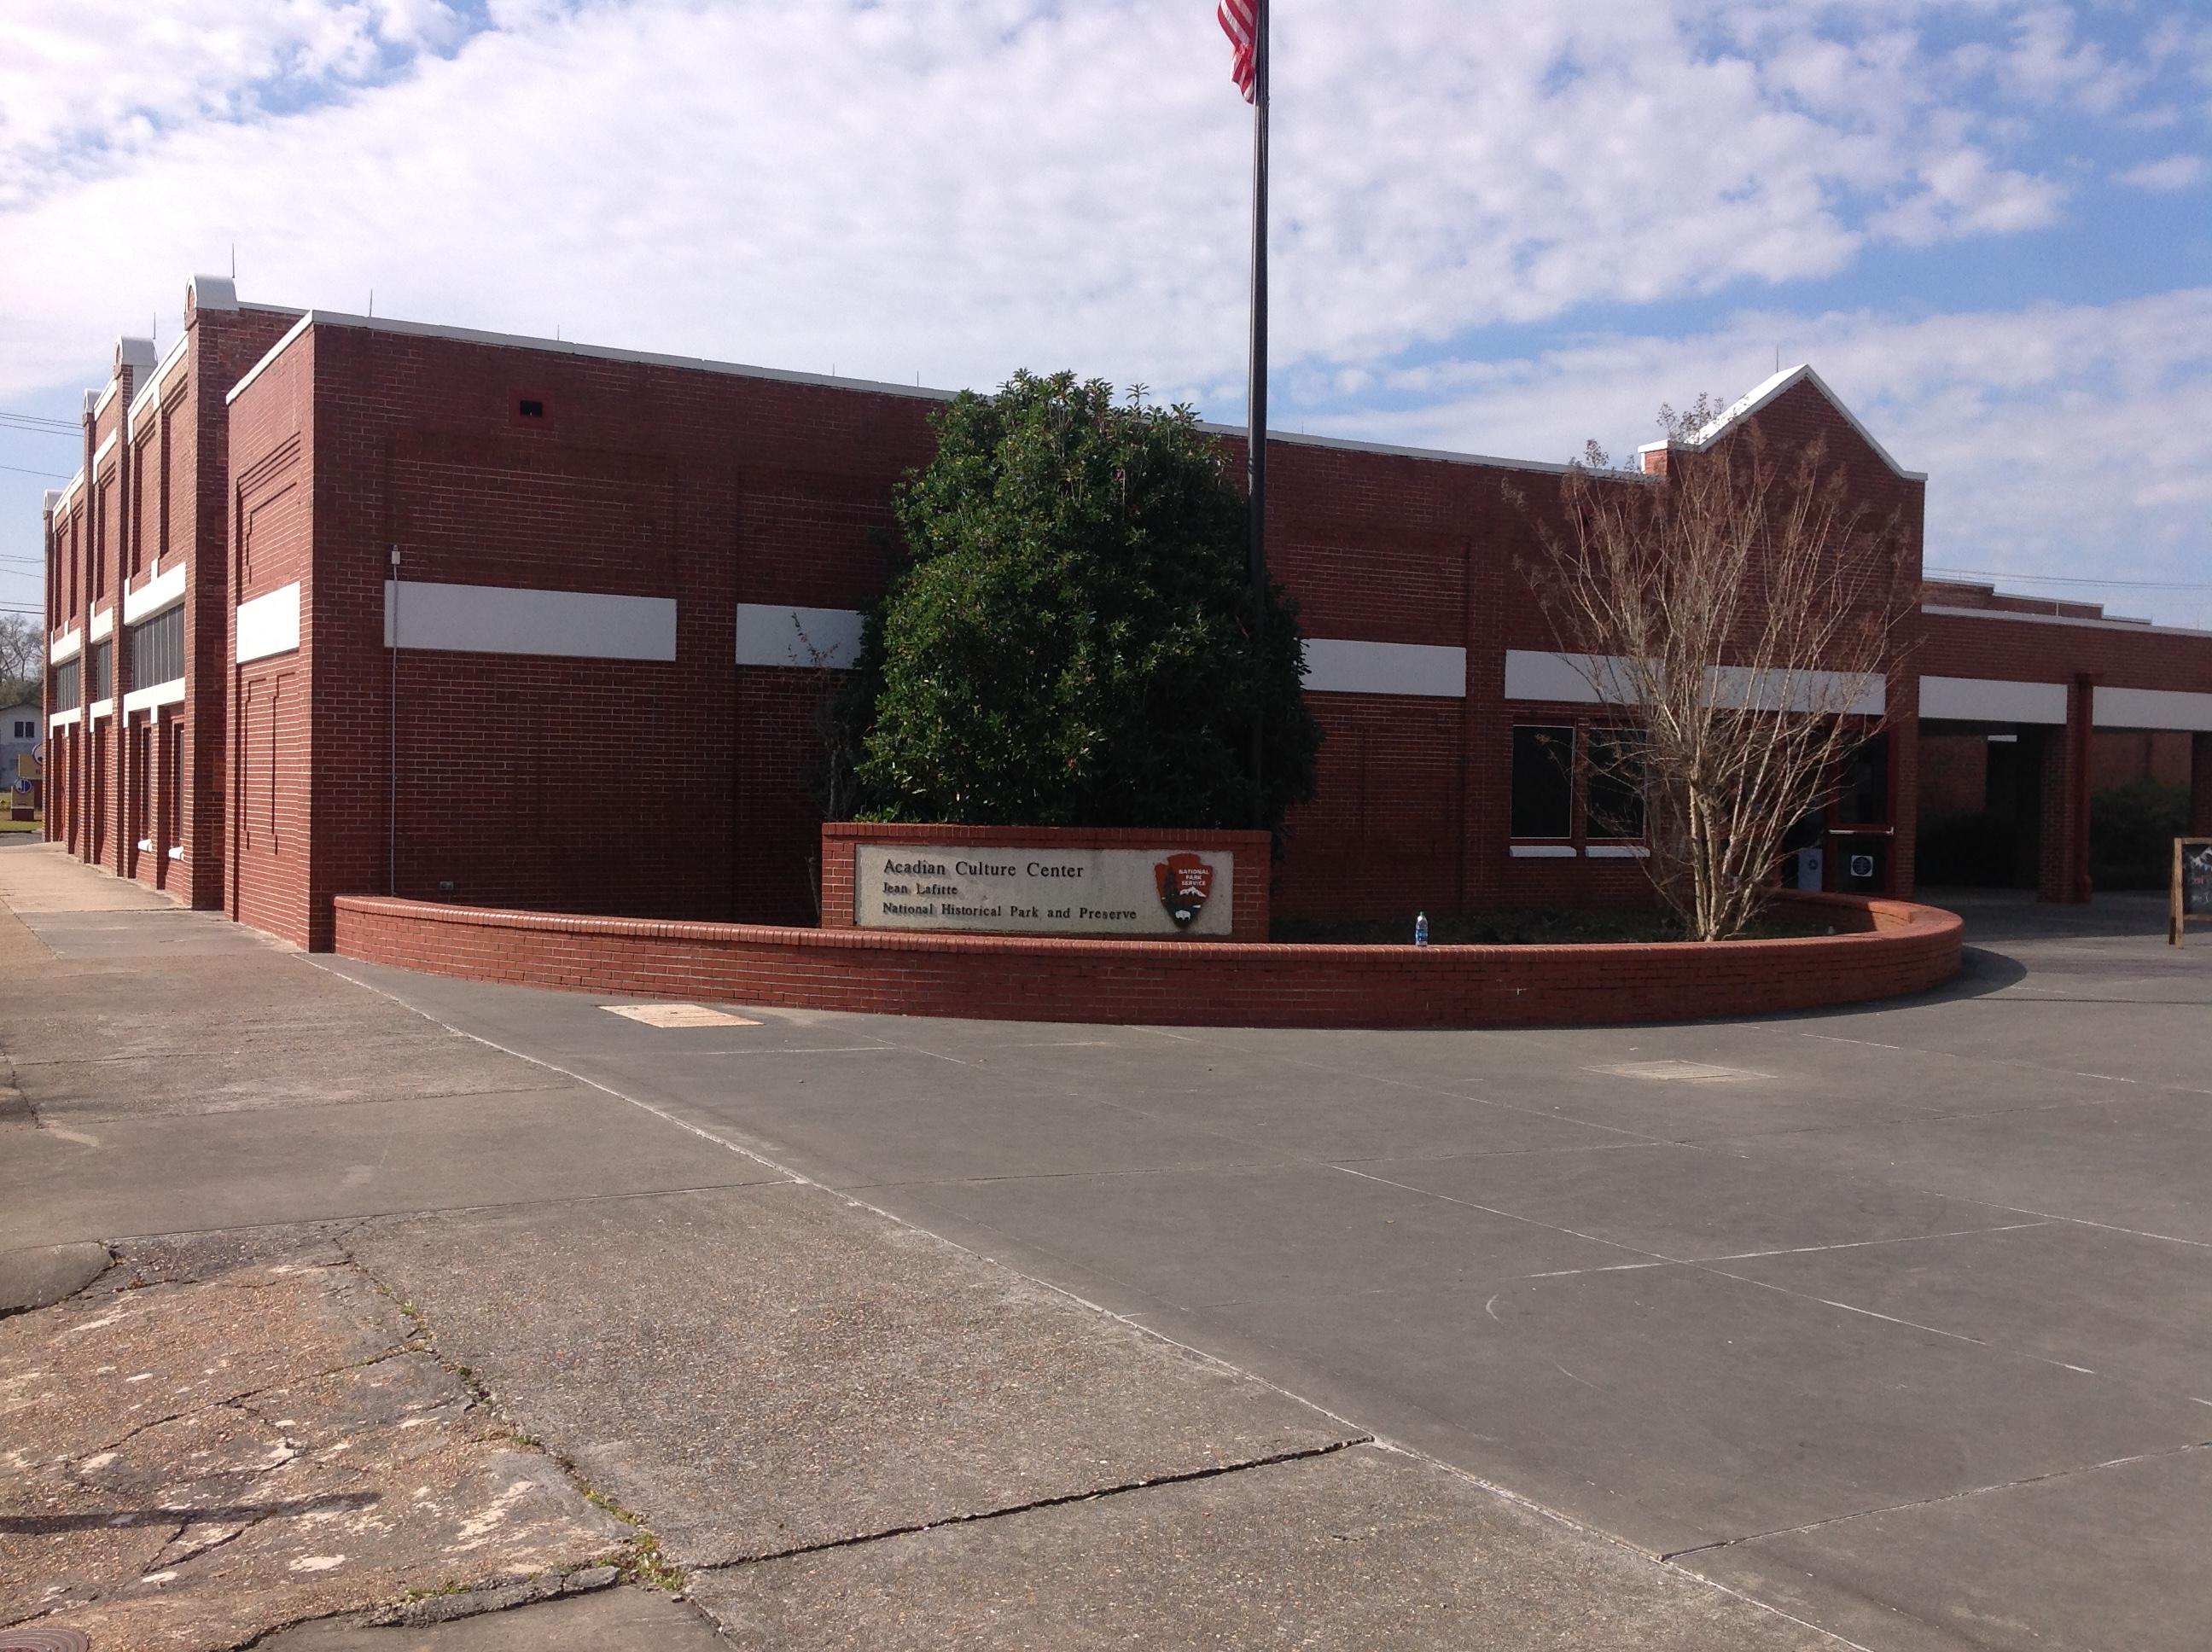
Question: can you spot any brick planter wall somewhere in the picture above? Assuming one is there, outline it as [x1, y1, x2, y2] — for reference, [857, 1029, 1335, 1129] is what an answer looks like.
[818, 823, 1272, 941]
[331, 888, 1961, 1031]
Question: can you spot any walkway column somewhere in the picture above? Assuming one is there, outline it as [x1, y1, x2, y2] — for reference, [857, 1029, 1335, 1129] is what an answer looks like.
[2192, 733, 2212, 837]
[2039, 674, 2094, 904]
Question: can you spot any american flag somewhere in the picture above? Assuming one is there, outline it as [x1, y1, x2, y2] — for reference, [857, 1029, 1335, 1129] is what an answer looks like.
[1218, 0, 1258, 102]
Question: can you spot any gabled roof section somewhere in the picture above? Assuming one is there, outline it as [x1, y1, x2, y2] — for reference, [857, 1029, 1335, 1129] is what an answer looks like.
[1679, 364, 1924, 481]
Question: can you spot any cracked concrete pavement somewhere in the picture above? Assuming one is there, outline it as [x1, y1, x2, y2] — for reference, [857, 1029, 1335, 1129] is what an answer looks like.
[0, 1233, 631, 1651]
[0, 845, 1845, 1647]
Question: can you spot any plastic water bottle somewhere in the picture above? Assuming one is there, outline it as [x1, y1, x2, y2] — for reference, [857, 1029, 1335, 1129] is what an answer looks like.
[1414, 911, 1429, 948]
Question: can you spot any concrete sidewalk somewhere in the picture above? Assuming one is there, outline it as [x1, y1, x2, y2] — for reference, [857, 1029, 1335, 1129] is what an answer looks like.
[0, 841, 1821, 1650]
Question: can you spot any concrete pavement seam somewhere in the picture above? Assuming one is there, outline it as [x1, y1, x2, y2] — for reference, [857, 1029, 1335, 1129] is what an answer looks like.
[687, 1437, 1371, 1573]
[305, 955, 1883, 1651]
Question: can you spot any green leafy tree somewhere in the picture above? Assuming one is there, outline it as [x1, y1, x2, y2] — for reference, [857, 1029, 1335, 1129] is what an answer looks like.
[837, 371, 1320, 832]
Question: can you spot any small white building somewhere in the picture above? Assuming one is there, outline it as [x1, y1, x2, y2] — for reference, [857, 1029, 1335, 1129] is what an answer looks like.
[0, 701, 40, 792]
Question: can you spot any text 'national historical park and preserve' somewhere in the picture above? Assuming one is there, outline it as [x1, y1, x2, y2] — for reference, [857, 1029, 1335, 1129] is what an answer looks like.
[852, 845, 1236, 938]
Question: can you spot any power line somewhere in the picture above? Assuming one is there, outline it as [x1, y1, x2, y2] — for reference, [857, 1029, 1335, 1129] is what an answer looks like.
[0, 414, 80, 437]
[0, 462, 70, 480]
[1928, 566, 2212, 592]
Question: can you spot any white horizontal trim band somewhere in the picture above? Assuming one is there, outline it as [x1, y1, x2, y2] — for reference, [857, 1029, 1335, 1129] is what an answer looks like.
[2095, 686, 2212, 733]
[123, 678, 185, 713]
[89, 607, 114, 642]
[736, 603, 865, 669]
[124, 562, 187, 625]
[1504, 650, 1884, 716]
[1301, 638, 1467, 698]
[48, 708, 81, 730]
[49, 628, 81, 664]
[89, 697, 114, 720]
[1586, 844, 1650, 858]
[1510, 844, 1578, 858]
[1919, 674, 2069, 725]
[385, 580, 677, 661]
[236, 581, 301, 663]
[731, 605, 1470, 700]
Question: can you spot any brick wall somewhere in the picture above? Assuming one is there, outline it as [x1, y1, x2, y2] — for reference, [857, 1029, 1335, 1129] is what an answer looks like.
[226, 332, 317, 945]
[330, 887, 1961, 1030]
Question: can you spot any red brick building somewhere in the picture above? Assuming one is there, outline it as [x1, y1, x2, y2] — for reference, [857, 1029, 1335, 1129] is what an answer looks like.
[40, 279, 2212, 948]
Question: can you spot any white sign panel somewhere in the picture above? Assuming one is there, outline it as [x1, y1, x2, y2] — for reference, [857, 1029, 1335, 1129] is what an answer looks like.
[853, 845, 1236, 938]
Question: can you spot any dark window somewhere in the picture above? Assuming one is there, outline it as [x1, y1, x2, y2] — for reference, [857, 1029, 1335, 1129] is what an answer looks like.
[52, 659, 79, 713]
[1586, 728, 1647, 840]
[1837, 734, 1889, 826]
[1511, 725, 1575, 839]
[129, 604, 184, 688]
[88, 639, 114, 703]
[167, 722, 183, 848]
[517, 398, 545, 418]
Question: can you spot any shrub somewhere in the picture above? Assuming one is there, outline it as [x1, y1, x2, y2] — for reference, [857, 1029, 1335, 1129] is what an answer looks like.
[835, 371, 1321, 833]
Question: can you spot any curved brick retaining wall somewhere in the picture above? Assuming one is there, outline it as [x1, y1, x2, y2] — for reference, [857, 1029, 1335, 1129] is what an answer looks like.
[331, 890, 1962, 1030]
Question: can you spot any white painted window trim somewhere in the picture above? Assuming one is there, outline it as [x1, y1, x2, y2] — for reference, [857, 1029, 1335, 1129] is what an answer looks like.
[89, 697, 114, 721]
[89, 606, 114, 642]
[1509, 844, 1579, 858]
[1505, 649, 1883, 716]
[123, 677, 186, 714]
[167, 846, 184, 860]
[49, 627, 82, 665]
[384, 580, 678, 661]
[1586, 844, 1651, 859]
[48, 708, 82, 730]
[2094, 685, 2212, 734]
[236, 581, 303, 664]
[1918, 674, 2069, 725]
[1301, 638, 1467, 699]
[124, 561, 187, 625]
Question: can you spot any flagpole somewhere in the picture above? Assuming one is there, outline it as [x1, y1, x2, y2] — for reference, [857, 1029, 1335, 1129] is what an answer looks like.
[1246, 0, 1269, 832]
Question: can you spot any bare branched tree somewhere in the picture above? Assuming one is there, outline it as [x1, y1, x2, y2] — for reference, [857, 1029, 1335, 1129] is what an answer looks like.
[1524, 404, 1915, 940]
[0, 614, 42, 706]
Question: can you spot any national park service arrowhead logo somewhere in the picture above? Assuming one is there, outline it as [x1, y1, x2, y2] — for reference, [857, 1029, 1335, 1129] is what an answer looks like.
[1155, 852, 1215, 930]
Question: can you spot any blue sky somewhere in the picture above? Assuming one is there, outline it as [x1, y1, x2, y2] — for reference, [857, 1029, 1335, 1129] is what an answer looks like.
[3, 0, 2208, 623]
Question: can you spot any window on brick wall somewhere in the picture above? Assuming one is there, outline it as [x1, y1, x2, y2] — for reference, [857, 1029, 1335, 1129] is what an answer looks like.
[1835, 733, 1890, 827]
[88, 640, 113, 703]
[52, 659, 79, 713]
[1586, 728, 1647, 841]
[167, 721, 183, 849]
[129, 605, 183, 688]
[1511, 725, 1575, 839]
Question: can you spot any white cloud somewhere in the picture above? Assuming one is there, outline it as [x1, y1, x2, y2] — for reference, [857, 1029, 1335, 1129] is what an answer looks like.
[0, 0, 2117, 400]
[3, 2, 2203, 619]
[1310, 289, 2212, 627]
[0, 0, 472, 210]
[2117, 154, 2207, 192]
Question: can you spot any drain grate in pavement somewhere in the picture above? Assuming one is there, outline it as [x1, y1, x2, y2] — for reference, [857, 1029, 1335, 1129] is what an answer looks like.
[1588, 1060, 1772, 1084]
[602, 1003, 762, 1028]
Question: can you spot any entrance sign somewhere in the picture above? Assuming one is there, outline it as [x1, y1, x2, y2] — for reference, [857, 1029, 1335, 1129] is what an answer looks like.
[854, 845, 1236, 938]
[2173, 838, 2212, 948]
